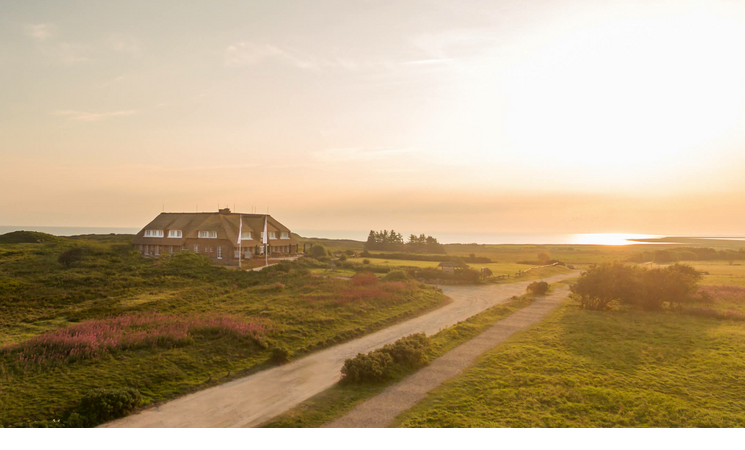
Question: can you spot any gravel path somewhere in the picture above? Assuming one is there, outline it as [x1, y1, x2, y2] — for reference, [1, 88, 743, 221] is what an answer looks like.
[324, 284, 571, 428]
[102, 273, 575, 428]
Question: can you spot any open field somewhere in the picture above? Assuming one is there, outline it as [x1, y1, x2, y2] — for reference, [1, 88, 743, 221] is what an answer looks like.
[263, 290, 543, 427]
[391, 282, 745, 427]
[0, 233, 447, 426]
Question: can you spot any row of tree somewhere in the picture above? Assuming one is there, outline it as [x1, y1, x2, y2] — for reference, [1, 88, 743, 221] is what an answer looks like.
[365, 230, 445, 254]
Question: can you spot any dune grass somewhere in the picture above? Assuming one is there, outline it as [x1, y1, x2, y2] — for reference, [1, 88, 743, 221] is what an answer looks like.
[0, 234, 448, 426]
[392, 287, 745, 428]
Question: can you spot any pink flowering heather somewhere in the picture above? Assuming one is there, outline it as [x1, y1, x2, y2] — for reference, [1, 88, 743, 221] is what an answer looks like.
[698, 285, 745, 302]
[2, 313, 271, 368]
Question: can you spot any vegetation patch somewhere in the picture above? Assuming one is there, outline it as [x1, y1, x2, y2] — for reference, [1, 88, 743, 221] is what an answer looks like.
[393, 298, 745, 427]
[262, 292, 539, 427]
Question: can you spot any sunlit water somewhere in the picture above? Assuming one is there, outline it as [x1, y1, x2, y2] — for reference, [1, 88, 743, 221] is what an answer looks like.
[1, 226, 718, 246]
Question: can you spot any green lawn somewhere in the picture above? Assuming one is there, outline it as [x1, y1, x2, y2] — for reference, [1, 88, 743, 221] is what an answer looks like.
[393, 291, 745, 427]
[0, 233, 447, 426]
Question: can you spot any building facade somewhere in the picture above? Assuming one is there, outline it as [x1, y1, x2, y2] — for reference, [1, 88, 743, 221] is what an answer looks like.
[133, 208, 299, 266]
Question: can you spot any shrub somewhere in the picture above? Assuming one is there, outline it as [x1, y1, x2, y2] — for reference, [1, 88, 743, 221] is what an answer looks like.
[308, 245, 329, 259]
[527, 281, 549, 295]
[360, 250, 372, 257]
[382, 270, 411, 282]
[72, 387, 142, 427]
[58, 247, 85, 268]
[362, 259, 370, 265]
[571, 262, 702, 311]
[270, 346, 292, 364]
[338, 254, 347, 261]
[341, 351, 394, 383]
[381, 333, 429, 367]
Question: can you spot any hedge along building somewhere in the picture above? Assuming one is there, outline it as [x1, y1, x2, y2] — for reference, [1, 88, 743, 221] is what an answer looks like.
[133, 208, 299, 266]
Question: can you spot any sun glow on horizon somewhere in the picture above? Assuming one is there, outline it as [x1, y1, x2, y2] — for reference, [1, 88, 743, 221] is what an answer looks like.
[572, 233, 660, 246]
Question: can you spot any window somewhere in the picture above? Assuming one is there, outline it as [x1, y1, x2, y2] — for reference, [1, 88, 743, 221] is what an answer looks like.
[144, 229, 164, 238]
[198, 231, 218, 238]
[144, 245, 150, 255]
[217, 247, 222, 259]
[169, 246, 174, 254]
[168, 230, 182, 238]
[241, 231, 253, 240]
[154, 245, 160, 256]
[280, 232, 289, 239]
[194, 244, 199, 253]
[269, 231, 277, 240]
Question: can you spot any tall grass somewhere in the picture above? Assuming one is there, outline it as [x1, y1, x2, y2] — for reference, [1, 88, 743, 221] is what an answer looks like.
[2, 313, 270, 368]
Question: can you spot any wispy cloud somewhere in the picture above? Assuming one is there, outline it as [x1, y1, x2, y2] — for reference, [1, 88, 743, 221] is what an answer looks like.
[24, 23, 56, 41]
[54, 110, 136, 122]
[225, 42, 318, 70]
[107, 35, 141, 57]
[312, 147, 419, 163]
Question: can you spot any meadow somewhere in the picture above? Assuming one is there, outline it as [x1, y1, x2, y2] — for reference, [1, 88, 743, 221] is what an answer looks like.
[392, 273, 745, 427]
[0, 232, 446, 426]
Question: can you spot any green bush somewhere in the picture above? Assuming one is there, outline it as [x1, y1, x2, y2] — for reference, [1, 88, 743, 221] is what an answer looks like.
[382, 270, 411, 282]
[58, 247, 85, 268]
[571, 262, 703, 311]
[381, 333, 429, 367]
[341, 351, 394, 383]
[308, 245, 329, 259]
[340, 334, 430, 384]
[338, 254, 347, 261]
[271, 346, 292, 364]
[71, 387, 142, 427]
[527, 281, 549, 295]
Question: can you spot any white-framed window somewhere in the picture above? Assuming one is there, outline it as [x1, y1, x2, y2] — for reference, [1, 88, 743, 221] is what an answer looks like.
[217, 247, 222, 259]
[169, 246, 174, 254]
[154, 245, 160, 256]
[168, 230, 182, 238]
[280, 232, 289, 239]
[194, 244, 199, 253]
[269, 231, 277, 240]
[144, 229, 164, 238]
[144, 245, 150, 255]
[198, 231, 218, 238]
[241, 231, 253, 240]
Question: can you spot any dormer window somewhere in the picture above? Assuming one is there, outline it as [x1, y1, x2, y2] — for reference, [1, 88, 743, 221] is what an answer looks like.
[241, 231, 253, 240]
[280, 232, 289, 239]
[168, 230, 182, 238]
[144, 229, 164, 238]
[198, 231, 218, 239]
[269, 231, 277, 240]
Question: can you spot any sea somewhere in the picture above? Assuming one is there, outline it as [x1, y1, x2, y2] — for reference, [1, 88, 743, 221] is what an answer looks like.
[1, 225, 669, 246]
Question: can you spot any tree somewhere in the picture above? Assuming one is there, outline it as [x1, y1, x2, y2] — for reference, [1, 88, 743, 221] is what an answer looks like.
[58, 247, 85, 268]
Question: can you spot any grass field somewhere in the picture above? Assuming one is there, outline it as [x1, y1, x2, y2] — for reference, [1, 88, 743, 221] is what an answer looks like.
[263, 291, 542, 428]
[0, 233, 447, 426]
[344, 257, 573, 280]
[392, 282, 745, 427]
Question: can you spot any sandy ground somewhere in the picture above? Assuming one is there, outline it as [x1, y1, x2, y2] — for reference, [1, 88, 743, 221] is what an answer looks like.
[102, 272, 575, 428]
[325, 284, 572, 428]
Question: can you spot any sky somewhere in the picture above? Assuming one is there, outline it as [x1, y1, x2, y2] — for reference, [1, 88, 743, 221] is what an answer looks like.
[2, 0, 745, 237]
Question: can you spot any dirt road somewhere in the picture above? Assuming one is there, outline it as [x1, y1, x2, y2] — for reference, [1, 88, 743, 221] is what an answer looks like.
[325, 284, 572, 427]
[102, 272, 576, 428]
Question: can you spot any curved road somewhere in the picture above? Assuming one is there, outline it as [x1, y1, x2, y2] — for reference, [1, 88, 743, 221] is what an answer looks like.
[103, 272, 576, 428]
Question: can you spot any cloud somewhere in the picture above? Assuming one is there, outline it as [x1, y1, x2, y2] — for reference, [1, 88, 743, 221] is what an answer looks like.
[312, 147, 419, 163]
[107, 35, 141, 57]
[225, 42, 318, 70]
[54, 110, 136, 122]
[25, 23, 56, 41]
[47, 42, 89, 64]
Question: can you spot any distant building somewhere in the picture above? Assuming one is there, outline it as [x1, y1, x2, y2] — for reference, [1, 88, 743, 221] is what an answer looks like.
[133, 208, 298, 266]
[437, 261, 468, 275]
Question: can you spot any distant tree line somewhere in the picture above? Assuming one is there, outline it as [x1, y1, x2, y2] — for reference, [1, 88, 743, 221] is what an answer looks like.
[627, 247, 745, 264]
[365, 230, 446, 254]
